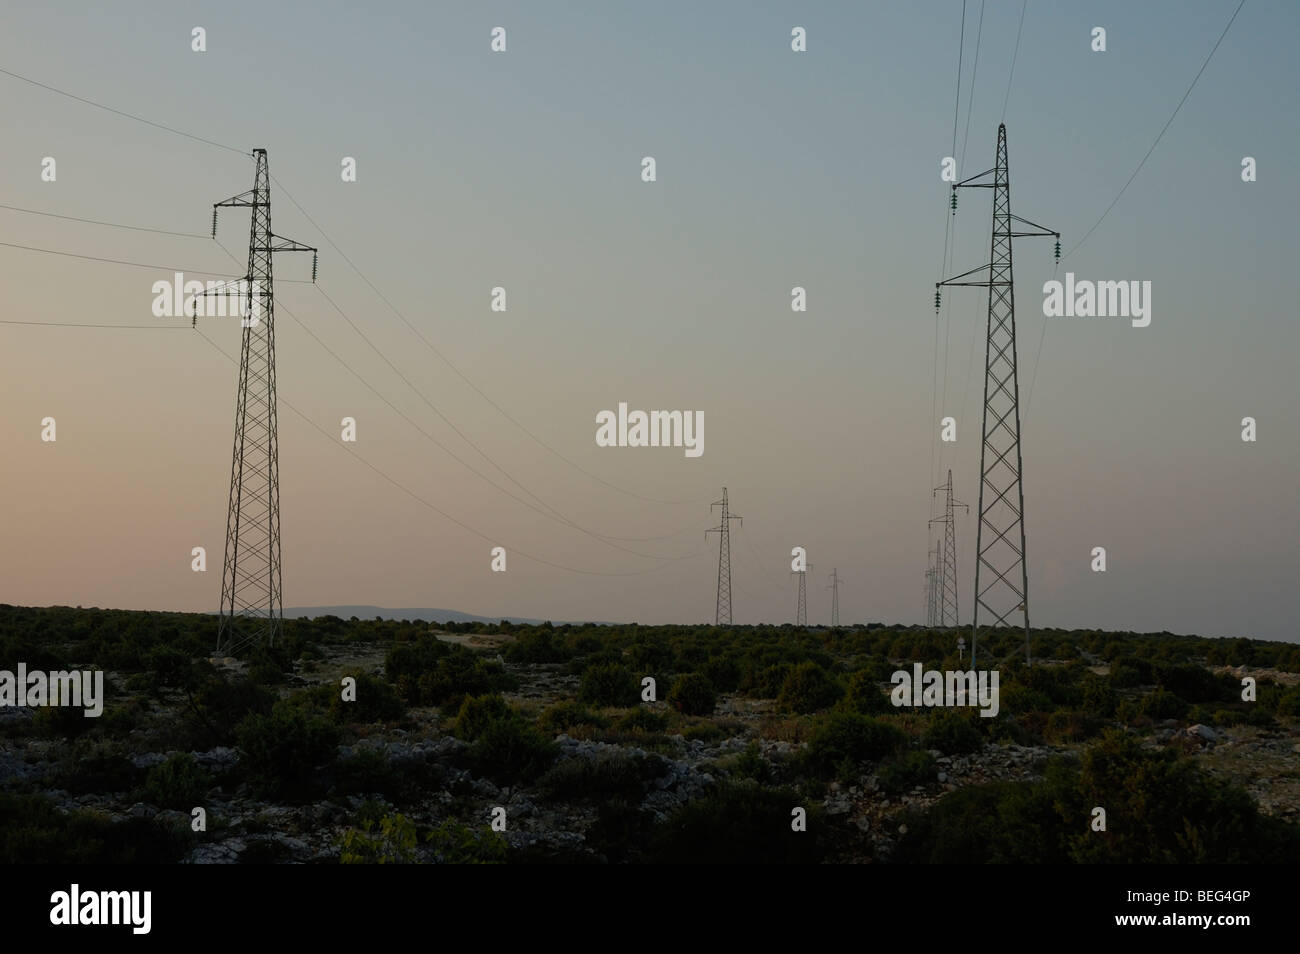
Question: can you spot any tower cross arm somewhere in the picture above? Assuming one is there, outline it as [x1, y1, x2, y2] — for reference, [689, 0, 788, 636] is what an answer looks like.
[1008, 215, 1060, 239]
[266, 234, 317, 254]
[937, 263, 994, 288]
[952, 167, 997, 188]
[214, 190, 257, 209]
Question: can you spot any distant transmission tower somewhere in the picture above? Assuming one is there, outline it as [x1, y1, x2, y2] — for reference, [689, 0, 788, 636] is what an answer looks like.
[924, 542, 940, 627]
[827, 568, 844, 627]
[929, 469, 969, 628]
[209, 149, 317, 655]
[793, 561, 812, 627]
[707, 487, 741, 625]
[938, 123, 1057, 667]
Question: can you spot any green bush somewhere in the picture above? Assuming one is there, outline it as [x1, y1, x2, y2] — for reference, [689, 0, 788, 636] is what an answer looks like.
[805, 712, 905, 778]
[1210, 707, 1247, 726]
[998, 684, 1054, 715]
[1276, 686, 1300, 718]
[339, 812, 418, 864]
[1109, 656, 1153, 688]
[878, 749, 937, 795]
[386, 636, 516, 707]
[674, 721, 720, 744]
[235, 702, 340, 799]
[537, 700, 610, 735]
[33, 698, 98, 739]
[426, 819, 508, 864]
[895, 731, 1300, 864]
[1045, 709, 1102, 744]
[0, 793, 194, 864]
[840, 669, 893, 715]
[1072, 731, 1300, 863]
[645, 780, 825, 863]
[1243, 707, 1276, 728]
[142, 753, 211, 810]
[626, 639, 675, 674]
[1139, 689, 1189, 721]
[453, 693, 512, 742]
[186, 673, 275, 746]
[667, 673, 716, 716]
[465, 716, 558, 786]
[777, 662, 843, 714]
[504, 629, 571, 665]
[578, 662, 640, 708]
[333, 671, 407, 723]
[700, 655, 742, 693]
[291, 671, 407, 725]
[537, 750, 666, 801]
[54, 748, 140, 795]
[1154, 663, 1234, 704]
[334, 748, 404, 800]
[1080, 673, 1118, 717]
[615, 708, 669, 733]
[732, 741, 771, 783]
[124, 672, 155, 692]
[921, 710, 985, 755]
[743, 662, 793, 699]
[892, 771, 1077, 864]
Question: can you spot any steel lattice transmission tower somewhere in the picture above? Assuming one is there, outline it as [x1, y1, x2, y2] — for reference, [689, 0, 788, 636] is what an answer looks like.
[929, 469, 969, 628]
[938, 124, 1058, 667]
[924, 542, 940, 627]
[707, 487, 741, 625]
[793, 561, 812, 627]
[827, 568, 844, 627]
[210, 149, 317, 655]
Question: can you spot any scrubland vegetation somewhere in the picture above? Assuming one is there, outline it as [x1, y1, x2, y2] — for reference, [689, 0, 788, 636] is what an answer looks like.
[2, 604, 1298, 863]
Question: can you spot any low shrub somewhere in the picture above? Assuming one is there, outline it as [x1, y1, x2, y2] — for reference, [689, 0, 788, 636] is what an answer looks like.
[667, 673, 716, 716]
[142, 753, 211, 810]
[921, 710, 984, 755]
[804, 712, 905, 778]
[578, 662, 639, 708]
[235, 702, 340, 799]
[877, 749, 937, 795]
[464, 716, 558, 786]
[537, 700, 610, 735]
[452, 693, 512, 742]
[777, 662, 843, 714]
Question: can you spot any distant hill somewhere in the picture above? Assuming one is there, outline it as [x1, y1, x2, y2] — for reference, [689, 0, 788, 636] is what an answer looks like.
[282, 606, 591, 626]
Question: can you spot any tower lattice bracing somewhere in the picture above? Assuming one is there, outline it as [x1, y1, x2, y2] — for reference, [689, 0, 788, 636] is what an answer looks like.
[938, 124, 1057, 666]
[212, 149, 316, 655]
[707, 487, 741, 625]
[794, 563, 811, 627]
[827, 568, 843, 627]
[929, 469, 969, 628]
[924, 542, 940, 627]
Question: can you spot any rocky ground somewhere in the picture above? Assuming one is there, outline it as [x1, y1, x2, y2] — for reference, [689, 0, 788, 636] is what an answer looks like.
[2, 636, 1297, 863]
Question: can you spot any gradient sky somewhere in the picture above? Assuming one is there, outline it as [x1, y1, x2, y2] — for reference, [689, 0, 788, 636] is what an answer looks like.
[1, 1, 1296, 640]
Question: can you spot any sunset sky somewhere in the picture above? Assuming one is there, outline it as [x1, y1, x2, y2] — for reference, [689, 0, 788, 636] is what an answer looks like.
[1, 1, 1296, 641]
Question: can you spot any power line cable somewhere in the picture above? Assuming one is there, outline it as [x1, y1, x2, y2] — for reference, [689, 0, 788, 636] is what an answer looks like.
[192, 328, 704, 578]
[0, 66, 250, 156]
[0, 202, 208, 238]
[273, 174, 713, 507]
[1062, 0, 1247, 259]
[0, 238, 310, 279]
[0, 62, 707, 508]
[1000, 0, 1028, 122]
[204, 239, 701, 554]
[0, 319, 186, 329]
[932, 0, 967, 514]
